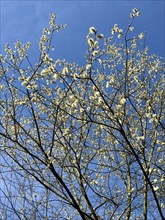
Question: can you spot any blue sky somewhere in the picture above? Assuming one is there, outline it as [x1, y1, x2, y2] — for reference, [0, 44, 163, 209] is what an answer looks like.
[0, 1, 164, 64]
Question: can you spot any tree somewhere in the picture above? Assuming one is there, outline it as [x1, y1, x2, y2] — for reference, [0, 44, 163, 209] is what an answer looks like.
[0, 8, 164, 220]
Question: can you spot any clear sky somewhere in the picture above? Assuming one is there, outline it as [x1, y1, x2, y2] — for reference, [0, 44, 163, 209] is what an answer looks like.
[0, 0, 164, 64]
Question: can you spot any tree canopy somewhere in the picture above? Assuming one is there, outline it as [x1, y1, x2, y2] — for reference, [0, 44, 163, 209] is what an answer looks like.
[0, 8, 164, 220]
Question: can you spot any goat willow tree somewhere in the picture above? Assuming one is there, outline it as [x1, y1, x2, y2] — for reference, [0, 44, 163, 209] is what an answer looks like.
[0, 8, 164, 220]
